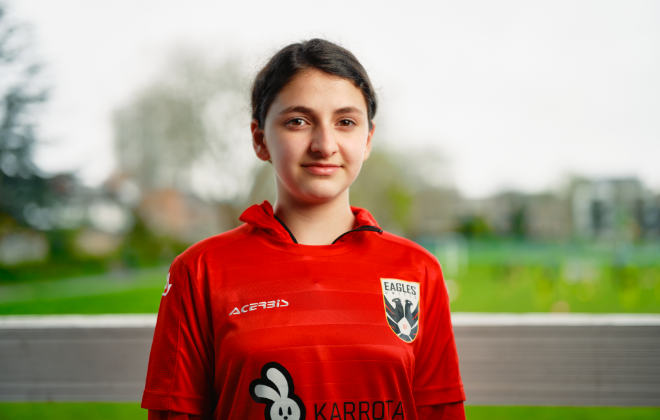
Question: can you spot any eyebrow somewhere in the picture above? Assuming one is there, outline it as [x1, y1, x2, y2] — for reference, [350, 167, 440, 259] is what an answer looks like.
[334, 106, 364, 115]
[278, 106, 364, 116]
[278, 106, 313, 115]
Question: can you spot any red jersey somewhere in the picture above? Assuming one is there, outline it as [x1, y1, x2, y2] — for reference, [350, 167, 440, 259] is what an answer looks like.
[142, 201, 465, 420]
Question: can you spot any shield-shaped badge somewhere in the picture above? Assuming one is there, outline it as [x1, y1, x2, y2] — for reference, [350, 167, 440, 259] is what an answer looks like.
[380, 278, 420, 342]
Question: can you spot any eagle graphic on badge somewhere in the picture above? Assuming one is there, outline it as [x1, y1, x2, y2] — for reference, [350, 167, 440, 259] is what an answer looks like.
[380, 278, 420, 342]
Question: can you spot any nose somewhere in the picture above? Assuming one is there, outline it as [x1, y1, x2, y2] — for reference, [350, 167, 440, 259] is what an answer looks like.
[310, 124, 338, 157]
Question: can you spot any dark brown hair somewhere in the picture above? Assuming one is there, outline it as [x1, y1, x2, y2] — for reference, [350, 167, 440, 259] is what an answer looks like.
[251, 39, 377, 130]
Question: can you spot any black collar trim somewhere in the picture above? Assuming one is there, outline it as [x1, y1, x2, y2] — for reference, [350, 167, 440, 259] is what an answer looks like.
[272, 215, 382, 245]
[273, 214, 298, 244]
[332, 226, 383, 244]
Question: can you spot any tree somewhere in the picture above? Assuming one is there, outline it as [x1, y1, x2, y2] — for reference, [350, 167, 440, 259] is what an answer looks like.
[113, 50, 255, 203]
[0, 3, 68, 230]
[349, 149, 415, 234]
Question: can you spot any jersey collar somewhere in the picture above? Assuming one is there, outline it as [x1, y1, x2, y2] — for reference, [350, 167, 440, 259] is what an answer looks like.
[239, 200, 382, 245]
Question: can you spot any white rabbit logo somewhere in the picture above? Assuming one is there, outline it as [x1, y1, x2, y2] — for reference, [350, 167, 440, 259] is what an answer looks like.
[249, 362, 306, 420]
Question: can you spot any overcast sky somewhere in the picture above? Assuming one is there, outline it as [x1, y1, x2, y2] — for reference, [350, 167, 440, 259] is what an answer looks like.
[11, 0, 660, 198]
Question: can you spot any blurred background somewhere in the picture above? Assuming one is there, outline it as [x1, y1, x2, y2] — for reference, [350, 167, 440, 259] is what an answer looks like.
[1, 0, 659, 315]
[1, 1, 659, 418]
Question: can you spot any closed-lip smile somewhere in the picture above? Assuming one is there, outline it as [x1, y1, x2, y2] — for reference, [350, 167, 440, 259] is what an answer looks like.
[302, 163, 341, 175]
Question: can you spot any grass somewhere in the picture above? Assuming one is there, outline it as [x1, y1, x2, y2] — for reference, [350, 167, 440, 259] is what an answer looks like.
[0, 403, 144, 420]
[436, 239, 660, 313]
[0, 287, 163, 314]
[448, 263, 660, 313]
[0, 403, 658, 420]
[0, 267, 165, 315]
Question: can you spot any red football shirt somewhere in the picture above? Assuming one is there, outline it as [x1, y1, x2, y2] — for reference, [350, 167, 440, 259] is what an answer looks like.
[142, 201, 465, 420]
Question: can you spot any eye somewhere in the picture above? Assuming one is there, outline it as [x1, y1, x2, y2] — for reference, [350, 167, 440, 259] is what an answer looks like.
[288, 407, 292, 415]
[337, 119, 355, 127]
[279, 407, 283, 416]
[287, 118, 307, 127]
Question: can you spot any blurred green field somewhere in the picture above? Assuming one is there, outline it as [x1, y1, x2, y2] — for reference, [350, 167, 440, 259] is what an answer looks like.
[0, 403, 658, 420]
[1, 240, 658, 315]
[0, 267, 165, 315]
[434, 239, 660, 313]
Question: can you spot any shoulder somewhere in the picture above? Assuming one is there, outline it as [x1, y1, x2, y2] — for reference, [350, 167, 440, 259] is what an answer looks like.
[369, 231, 446, 304]
[175, 223, 256, 268]
[380, 232, 438, 264]
[374, 231, 441, 271]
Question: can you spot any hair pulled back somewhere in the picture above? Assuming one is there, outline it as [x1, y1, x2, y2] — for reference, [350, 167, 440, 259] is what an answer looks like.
[251, 39, 377, 130]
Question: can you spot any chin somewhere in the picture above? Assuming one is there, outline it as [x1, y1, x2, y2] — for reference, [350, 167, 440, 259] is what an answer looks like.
[296, 183, 349, 204]
[278, 176, 354, 205]
[299, 190, 344, 204]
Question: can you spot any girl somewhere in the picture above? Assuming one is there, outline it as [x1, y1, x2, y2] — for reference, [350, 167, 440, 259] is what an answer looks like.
[142, 39, 465, 420]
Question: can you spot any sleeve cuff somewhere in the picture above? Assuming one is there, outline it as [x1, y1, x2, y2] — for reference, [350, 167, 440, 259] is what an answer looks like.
[413, 383, 466, 406]
[142, 390, 211, 416]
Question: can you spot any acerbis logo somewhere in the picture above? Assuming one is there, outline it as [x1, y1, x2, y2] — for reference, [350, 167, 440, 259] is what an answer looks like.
[229, 299, 289, 316]
[250, 362, 306, 420]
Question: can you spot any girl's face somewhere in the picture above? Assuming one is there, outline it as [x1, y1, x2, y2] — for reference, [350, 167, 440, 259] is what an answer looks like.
[251, 69, 374, 206]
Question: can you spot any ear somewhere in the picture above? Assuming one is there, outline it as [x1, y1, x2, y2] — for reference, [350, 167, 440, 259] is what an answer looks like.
[251, 119, 271, 162]
[254, 384, 280, 401]
[363, 121, 375, 162]
[266, 367, 290, 398]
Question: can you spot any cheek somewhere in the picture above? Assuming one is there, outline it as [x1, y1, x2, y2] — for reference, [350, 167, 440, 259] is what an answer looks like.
[341, 148, 367, 183]
[343, 135, 369, 164]
[270, 141, 301, 172]
[265, 132, 298, 163]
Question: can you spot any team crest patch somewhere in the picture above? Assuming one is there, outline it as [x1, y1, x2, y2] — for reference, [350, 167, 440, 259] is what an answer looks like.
[381, 278, 420, 342]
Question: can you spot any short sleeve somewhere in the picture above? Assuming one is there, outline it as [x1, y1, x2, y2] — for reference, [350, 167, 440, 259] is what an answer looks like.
[412, 259, 465, 406]
[416, 402, 465, 420]
[141, 257, 216, 416]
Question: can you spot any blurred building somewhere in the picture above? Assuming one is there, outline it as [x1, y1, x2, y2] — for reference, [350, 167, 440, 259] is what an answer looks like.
[525, 193, 573, 240]
[137, 189, 235, 244]
[102, 172, 237, 243]
[461, 191, 572, 240]
[459, 176, 659, 242]
[571, 177, 660, 241]
[409, 187, 463, 237]
[0, 231, 49, 265]
[461, 178, 660, 241]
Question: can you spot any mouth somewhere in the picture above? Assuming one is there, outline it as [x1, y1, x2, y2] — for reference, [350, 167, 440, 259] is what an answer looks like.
[301, 163, 341, 175]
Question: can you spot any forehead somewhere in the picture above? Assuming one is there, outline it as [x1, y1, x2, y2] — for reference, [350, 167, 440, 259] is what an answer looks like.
[270, 69, 367, 113]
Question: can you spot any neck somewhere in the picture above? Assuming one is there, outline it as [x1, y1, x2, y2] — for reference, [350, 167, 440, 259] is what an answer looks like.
[273, 191, 355, 246]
